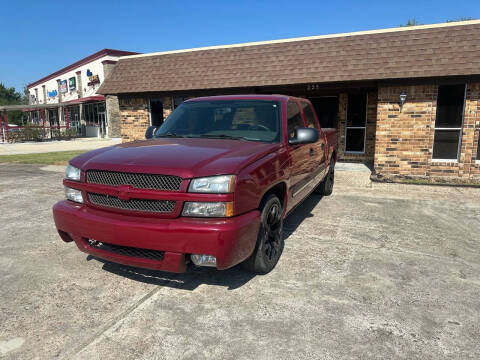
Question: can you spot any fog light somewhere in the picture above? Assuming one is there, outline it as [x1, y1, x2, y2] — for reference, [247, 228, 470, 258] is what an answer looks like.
[191, 254, 217, 267]
[65, 187, 83, 203]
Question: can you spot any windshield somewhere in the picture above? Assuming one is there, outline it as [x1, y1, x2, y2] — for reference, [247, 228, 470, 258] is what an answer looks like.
[154, 100, 281, 142]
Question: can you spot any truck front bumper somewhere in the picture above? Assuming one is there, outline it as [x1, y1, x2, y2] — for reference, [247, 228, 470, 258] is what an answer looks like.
[52, 200, 261, 273]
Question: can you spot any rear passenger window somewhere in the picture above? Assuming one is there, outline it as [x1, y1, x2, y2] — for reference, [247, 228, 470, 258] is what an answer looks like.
[301, 102, 319, 130]
[287, 101, 304, 139]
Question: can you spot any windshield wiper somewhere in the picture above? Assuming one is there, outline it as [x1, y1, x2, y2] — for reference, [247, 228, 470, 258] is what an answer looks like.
[155, 132, 186, 138]
[198, 134, 246, 140]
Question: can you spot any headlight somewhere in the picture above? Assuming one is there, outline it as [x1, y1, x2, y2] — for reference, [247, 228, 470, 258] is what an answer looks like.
[188, 175, 235, 193]
[182, 202, 233, 217]
[65, 187, 84, 203]
[65, 164, 81, 181]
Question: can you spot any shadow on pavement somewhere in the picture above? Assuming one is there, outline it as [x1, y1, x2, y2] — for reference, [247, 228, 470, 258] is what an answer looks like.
[88, 255, 255, 291]
[87, 193, 323, 290]
[283, 193, 323, 240]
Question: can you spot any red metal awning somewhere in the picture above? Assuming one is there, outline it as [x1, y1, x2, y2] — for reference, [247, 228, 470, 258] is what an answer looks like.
[62, 95, 105, 105]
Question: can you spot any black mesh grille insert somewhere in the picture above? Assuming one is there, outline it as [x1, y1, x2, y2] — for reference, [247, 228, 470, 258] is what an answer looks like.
[86, 239, 165, 260]
[88, 193, 175, 213]
[86, 170, 182, 191]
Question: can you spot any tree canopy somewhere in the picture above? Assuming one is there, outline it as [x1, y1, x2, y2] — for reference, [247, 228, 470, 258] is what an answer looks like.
[0, 83, 28, 125]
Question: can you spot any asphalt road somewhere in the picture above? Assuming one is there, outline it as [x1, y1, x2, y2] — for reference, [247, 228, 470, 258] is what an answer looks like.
[0, 163, 479, 359]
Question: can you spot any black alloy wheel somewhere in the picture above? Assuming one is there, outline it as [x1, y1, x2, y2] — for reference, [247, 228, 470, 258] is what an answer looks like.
[242, 194, 284, 274]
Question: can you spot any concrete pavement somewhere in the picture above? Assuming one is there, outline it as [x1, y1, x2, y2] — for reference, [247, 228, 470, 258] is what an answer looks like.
[0, 164, 479, 359]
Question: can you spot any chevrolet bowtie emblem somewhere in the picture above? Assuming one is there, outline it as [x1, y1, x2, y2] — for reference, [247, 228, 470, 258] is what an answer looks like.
[117, 185, 133, 201]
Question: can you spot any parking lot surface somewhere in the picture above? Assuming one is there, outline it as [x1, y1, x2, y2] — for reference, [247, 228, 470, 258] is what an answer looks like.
[0, 163, 479, 359]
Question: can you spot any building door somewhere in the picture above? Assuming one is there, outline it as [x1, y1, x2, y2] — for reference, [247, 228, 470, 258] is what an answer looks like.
[345, 93, 367, 153]
[149, 99, 164, 127]
[309, 97, 338, 129]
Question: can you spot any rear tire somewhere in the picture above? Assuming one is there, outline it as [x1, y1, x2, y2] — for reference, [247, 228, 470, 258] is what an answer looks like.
[241, 194, 284, 274]
[315, 159, 335, 196]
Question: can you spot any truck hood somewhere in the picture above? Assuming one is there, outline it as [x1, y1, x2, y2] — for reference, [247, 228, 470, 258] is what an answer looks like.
[70, 138, 280, 178]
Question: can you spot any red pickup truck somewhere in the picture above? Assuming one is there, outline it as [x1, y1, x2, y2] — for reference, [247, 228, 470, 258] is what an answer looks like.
[53, 95, 337, 274]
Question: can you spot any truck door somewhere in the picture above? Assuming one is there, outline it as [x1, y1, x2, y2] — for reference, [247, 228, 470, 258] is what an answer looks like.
[286, 100, 312, 208]
[300, 101, 327, 184]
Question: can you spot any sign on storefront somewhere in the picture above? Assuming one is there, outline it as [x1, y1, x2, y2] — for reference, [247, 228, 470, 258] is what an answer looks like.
[60, 80, 68, 93]
[48, 89, 58, 98]
[69, 77, 76, 91]
[88, 74, 100, 84]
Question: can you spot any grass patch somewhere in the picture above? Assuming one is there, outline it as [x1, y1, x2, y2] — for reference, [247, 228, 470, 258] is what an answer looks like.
[0, 150, 87, 165]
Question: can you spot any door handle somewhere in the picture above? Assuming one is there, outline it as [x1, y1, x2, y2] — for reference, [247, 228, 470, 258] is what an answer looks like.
[309, 148, 314, 156]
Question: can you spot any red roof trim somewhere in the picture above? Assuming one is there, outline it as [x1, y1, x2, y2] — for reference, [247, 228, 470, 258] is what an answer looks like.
[62, 95, 105, 105]
[27, 49, 139, 89]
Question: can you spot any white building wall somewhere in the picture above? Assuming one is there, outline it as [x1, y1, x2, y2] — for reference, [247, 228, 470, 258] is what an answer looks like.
[28, 55, 120, 105]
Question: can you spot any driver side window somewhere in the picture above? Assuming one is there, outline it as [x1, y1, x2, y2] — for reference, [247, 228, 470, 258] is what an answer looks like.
[287, 101, 304, 139]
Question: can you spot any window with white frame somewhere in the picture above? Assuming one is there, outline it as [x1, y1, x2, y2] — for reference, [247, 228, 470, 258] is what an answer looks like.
[432, 84, 466, 160]
[345, 93, 367, 153]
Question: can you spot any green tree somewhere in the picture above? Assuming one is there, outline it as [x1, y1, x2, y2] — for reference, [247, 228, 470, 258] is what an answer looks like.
[399, 18, 422, 27]
[0, 83, 28, 125]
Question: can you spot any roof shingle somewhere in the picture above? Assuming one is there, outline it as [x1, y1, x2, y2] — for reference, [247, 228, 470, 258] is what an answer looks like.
[98, 22, 480, 95]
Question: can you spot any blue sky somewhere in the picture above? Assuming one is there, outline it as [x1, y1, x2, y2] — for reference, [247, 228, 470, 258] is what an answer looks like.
[1, 0, 478, 92]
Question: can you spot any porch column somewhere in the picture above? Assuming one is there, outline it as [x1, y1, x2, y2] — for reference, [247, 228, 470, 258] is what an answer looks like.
[65, 107, 70, 129]
[42, 85, 47, 104]
[3, 110, 8, 142]
[58, 106, 63, 127]
[3, 110, 8, 129]
[76, 71, 83, 98]
[56, 79, 63, 103]
[1, 111, 4, 142]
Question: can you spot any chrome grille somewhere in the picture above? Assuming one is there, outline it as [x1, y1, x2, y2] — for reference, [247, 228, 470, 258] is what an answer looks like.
[86, 170, 182, 191]
[88, 193, 175, 213]
[85, 239, 165, 260]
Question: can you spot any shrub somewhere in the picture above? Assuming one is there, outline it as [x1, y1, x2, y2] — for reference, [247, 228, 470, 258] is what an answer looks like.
[6, 124, 44, 142]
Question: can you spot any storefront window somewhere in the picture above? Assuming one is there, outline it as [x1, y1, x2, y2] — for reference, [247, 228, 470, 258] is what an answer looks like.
[83, 102, 107, 137]
[31, 111, 40, 125]
[64, 105, 81, 134]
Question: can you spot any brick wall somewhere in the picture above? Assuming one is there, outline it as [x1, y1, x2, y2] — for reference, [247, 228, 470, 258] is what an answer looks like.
[337, 91, 377, 162]
[119, 97, 149, 142]
[374, 83, 480, 183]
[119, 96, 173, 142]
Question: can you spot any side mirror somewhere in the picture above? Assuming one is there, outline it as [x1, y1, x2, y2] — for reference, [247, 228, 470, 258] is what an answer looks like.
[145, 126, 158, 139]
[288, 127, 319, 145]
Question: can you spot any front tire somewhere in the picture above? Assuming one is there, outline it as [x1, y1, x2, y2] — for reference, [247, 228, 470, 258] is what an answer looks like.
[241, 194, 284, 274]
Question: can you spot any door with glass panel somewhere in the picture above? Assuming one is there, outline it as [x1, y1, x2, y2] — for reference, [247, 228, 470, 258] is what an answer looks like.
[345, 93, 367, 153]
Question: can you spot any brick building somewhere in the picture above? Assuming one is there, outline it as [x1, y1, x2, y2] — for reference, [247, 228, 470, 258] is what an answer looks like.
[98, 21, 480, 183]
